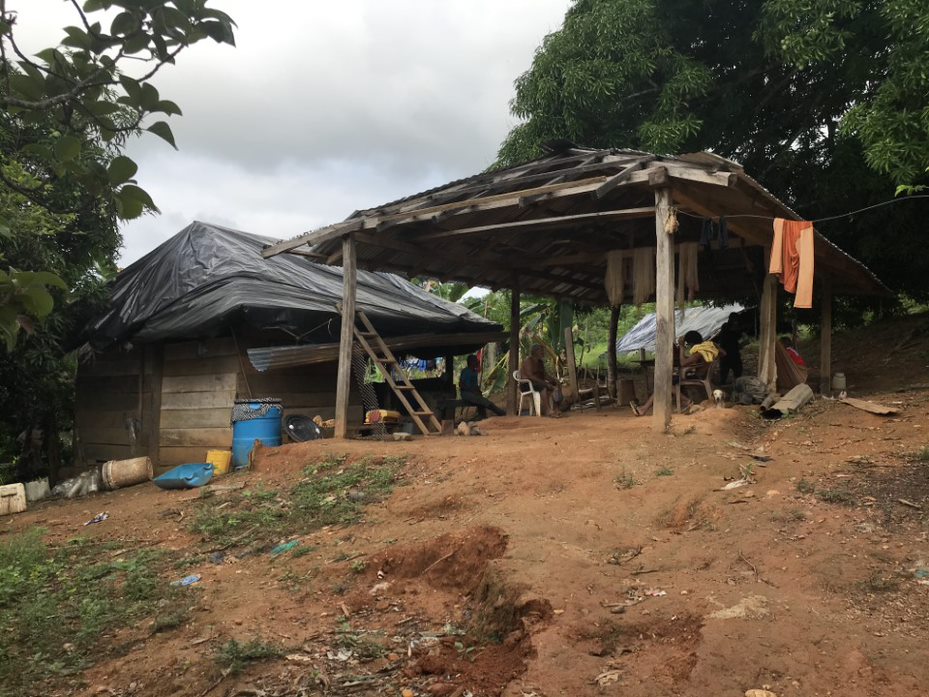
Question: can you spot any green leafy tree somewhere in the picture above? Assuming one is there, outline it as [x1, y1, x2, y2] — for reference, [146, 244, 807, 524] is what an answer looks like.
[498, 0, 929, 300]
[0, 0, 236, 479]
[0, 0, 236, 344]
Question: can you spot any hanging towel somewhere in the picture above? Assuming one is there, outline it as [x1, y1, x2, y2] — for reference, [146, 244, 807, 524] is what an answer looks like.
[676, 242, 700, 304]
[689, 341, 720, 364]
[770, 218, 815, 309]
[632, 247, 656, 305]
[604, 250, 626, 308]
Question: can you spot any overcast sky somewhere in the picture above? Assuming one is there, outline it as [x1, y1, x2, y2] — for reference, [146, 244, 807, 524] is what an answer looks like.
[15, 1, 572, 264]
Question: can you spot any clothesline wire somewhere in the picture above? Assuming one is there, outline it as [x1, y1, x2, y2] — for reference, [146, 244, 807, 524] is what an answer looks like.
[674, 194, 929, 224]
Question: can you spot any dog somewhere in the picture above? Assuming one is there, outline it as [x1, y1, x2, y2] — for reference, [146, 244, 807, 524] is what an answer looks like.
[713, 389, 725, 408]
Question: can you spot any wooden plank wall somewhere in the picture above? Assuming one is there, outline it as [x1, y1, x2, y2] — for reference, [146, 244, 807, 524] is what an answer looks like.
[158, 338, 238, 470]
[75, 345, 155, 464]
[236, 349, 364, 432]
[77, 335, 366, 473]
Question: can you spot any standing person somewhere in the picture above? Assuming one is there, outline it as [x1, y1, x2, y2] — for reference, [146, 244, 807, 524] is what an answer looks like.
[459, 355, 505, 419]
[716, 312, 744, 384]
[519, 344, 559, 416]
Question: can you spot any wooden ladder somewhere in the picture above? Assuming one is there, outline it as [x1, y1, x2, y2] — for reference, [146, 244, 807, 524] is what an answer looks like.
[350, 310, 443, 435]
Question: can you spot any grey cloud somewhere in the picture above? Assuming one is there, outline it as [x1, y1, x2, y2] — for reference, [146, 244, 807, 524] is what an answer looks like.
[12, 0, 572, 264]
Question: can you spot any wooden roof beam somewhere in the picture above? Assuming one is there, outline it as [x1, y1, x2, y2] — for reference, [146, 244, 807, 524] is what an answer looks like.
[413, 207, 655, 242]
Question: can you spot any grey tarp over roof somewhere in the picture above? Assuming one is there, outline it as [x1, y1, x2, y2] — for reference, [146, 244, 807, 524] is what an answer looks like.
[84, 221, 500, 349]
[616, 304, 745, 354]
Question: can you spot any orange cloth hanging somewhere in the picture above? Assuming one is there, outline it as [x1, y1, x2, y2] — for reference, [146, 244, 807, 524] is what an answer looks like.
[770, 218, 815, 309]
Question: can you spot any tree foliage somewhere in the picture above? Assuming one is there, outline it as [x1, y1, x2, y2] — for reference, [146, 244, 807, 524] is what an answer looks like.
[498, 0, 929, 299]
[0, 0, 236, 344]
[0, 1, 236, 480]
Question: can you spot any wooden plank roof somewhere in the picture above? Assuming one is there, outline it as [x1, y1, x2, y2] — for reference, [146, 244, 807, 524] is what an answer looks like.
[263, 146, 889, 303]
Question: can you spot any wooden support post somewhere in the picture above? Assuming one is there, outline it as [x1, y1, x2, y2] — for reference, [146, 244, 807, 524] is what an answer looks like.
[564, 326, 579, 399]
[334, 233, 357, 439]
[444, 353, 455, 391]
[758, 271, 778, 391]
[653, 188, 675, 432]
[146, 344, 163, 468]
[506, 279, 521, 415]
[820, 278, 833, 395]
[607, 306, 620, 400]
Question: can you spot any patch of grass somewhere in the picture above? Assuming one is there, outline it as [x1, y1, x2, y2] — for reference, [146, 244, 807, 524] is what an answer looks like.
[350, 559, 366, 574]
[816, 488, 857, 506]
[191, 455, 404, 548]
[772, 508, 807, 524]
[0, 530, 182, 693]
[655, 467, 674, 477]
[216, 638, 283, 675]
[335, 622, 386, 661]
[290, 545, 315, 558]
[914, 446, 929, 462]
[859, 573, 900, 594]
[615, 470, 639, 489]
[796, 479, 815, 495]
[152, 609, 188, 633]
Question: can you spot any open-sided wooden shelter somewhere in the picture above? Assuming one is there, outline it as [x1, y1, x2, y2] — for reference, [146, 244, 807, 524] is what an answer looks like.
[262, 145, 889, 433]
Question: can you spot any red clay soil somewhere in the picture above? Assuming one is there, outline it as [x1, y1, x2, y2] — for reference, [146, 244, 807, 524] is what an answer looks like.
[7, 318, 929, 697]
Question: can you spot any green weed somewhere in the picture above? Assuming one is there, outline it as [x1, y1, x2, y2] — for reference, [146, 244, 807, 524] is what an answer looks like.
[772, 508, 807, 523]
[0, 530, 181, 693]
[190, 455, 404, 549]
[216, 638, 283, 674]
[615, 470, 638, 489]
[816, 488, 857, 506]
[335, 623, 386, 661]
[152, 609, 188, 633]
[796, 479, 815, 495]
[859, 572, 900, 593]
[914, 446, 929, 462]
[655, 467, 674, 477]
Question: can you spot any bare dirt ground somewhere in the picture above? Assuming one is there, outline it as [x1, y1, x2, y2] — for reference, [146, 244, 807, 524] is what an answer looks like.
[7, 316, 929, 697]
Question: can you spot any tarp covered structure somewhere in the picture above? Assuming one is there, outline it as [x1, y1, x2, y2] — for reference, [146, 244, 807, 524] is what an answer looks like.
[616, 304, 745, 354]
[83, 221, 501, 350]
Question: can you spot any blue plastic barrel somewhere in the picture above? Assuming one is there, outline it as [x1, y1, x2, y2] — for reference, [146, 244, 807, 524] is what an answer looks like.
[231, 399, 283, 469]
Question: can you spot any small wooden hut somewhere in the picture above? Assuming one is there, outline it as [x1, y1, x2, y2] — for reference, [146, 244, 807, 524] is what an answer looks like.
[75, 222, 503, 472]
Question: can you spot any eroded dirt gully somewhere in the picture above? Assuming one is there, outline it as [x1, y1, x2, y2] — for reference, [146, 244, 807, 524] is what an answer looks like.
[11, 389, 929, 697]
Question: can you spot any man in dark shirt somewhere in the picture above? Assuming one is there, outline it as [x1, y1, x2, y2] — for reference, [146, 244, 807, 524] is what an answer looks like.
[716, 312, 744, 384]
[459, 354, 505, 419]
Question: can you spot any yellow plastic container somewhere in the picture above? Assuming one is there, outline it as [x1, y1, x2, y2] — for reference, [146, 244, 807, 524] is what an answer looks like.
[206, 450, 232, 476]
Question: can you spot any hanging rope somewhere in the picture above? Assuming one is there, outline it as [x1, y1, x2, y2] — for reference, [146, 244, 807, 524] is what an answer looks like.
[675, 194, 929, 223]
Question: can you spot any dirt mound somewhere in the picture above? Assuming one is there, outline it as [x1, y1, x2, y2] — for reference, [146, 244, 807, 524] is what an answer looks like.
[369, 525, 508, 592]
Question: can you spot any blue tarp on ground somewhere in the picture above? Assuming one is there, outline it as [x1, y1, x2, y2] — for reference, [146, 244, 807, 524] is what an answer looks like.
[616, 304, 745, 354]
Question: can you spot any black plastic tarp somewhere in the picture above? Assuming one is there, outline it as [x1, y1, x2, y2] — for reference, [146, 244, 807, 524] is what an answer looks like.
[84, 221, 500, 348]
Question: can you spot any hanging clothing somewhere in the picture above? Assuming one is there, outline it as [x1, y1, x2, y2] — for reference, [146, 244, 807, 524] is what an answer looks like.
[700, 219, 714, 250]
[676, 242, 699, 304]
[604, 250, 626, 308]
[632, 247, 655, 305]
[770, 218, 815, 309]
[689, 341, 720, 364]
[719, 217, 729, 249]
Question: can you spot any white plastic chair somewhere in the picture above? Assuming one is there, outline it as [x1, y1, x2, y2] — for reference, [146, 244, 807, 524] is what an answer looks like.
[513, 370, 542, 417]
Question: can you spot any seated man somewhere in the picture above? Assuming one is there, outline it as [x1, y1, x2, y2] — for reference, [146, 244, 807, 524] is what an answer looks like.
[631, 331, 722, 416]
[459, 354, 505, 419]
[519, 344, 560, 416]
